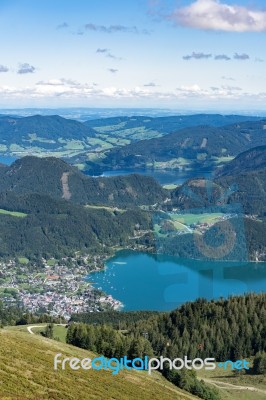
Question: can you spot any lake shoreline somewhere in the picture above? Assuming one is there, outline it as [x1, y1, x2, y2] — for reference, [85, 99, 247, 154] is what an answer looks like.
[86, 249, 266, 312]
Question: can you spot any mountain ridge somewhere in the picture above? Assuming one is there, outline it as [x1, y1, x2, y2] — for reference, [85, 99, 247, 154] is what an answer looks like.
[217, 145, 266, 177]
[0, 156, 167, 207]
[90, 120, 266, 172]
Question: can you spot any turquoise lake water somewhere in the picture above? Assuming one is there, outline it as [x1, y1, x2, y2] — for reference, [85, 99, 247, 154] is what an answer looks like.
[88, 250, 266, 311]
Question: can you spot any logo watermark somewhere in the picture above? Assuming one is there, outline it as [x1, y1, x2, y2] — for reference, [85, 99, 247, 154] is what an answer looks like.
[54, 353, 250, 375]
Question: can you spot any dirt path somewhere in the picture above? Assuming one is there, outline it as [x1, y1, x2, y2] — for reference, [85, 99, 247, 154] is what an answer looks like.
[27, 324, 66, 335]
[202, 377, 266, 395]
[27, 325, 43, 334]
[61, 172, 71, 200]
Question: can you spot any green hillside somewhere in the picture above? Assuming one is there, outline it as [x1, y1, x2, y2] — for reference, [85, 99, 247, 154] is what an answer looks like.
[167, 162, 266, 260]
[84, 114, 262, 140]
[0, 192, 152, 258]
[0, 329, 196, 400]
[0, 155, 264, 260]
[91, 120, 266, 173]
[0, 156, 167, 207]
[0, 113, 261, 163]
[217, 145, 266, 177]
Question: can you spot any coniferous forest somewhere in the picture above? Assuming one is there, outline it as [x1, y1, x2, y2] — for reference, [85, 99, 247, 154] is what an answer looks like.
[67, 294, 266, 399]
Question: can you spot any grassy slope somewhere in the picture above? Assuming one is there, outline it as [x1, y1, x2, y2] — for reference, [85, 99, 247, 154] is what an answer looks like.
[0, 329, 197, 400]
[197, 363, 266, 400]
[8, 324, 68, 343]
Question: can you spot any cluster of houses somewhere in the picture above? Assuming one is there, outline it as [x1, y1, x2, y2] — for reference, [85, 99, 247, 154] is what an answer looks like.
[0, 254, 122, 320]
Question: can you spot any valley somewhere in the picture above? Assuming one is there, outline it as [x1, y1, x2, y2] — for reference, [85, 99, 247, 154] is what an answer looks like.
[0, 112, 265, 400]
[0, 122, 265, 316]
[2, 0, 266, 397]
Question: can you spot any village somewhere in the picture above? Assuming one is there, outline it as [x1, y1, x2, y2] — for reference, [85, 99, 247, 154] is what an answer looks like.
[0, 253, 123, 320]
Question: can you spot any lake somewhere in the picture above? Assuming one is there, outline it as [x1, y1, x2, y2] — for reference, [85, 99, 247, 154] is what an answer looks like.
[88, 250, 266, 311]
[0, 156, 17, 165]
[3, 156, 213, 186]
[91, 168, 214, 186]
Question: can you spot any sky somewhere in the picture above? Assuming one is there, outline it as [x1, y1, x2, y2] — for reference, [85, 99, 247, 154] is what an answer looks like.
[0, 0, 266, 111]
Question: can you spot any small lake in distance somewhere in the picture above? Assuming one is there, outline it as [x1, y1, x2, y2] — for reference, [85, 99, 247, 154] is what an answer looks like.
[0, 156, 17, 165]
[88, 168, 214, 186]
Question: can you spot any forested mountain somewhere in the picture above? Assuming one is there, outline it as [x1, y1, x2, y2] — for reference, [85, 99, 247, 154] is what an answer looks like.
[0, 153, 264, 260]
[0, 113, 262, 167]
[68, 293, 266, 362]
[0, 192, 151, 258]
[0, 115, 96, 143]
[0, 156, 167, 207]
[217, 145, 266, 176]
[170, 167, 266, 216]
[84, 114, 262, 135]
[170, 145, 266, 216]
[165, 149, 266, 260]
[92, 120, 266, 171]
[0, 156, 166, 258]
[67, 294, 266, 400]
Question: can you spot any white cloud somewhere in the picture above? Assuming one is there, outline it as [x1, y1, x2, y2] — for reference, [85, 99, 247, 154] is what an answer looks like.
[170, 0, 266, 32]
[0, 78, 266, 104]
[183, 52, 212, 60]
[175, 83, 250, 100]
[0, 65, 9, 73]
[17, 63, 36, 74]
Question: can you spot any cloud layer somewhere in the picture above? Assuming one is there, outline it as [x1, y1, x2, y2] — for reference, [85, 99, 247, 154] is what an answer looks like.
[170, 0, 266, 32]
[1, 78, 266, 106]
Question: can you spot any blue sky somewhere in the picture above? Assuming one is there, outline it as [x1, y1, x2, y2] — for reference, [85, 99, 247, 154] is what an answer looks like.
[0, 0, 266, 111]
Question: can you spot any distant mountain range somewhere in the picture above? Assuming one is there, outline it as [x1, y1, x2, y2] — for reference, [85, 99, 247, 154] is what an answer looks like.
[84, 113, 262, 133]
[0, 114, 96, 143]
[0, 113, 263, 168]
[92, 120, 266, 173]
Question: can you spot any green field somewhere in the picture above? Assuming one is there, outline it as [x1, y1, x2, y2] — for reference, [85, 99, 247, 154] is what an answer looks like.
[18, 257, 29, 264]
[162, 184, 178, 190]
[64, 140, 85, 150]
[213, 156, 235, 164]
[171, 212, 224, 226]
[47, 258, 57, 266]
[6, 324, 67, 343]
[153, 157, 191, 169]
[34, 325, 67, 342]
[0, 208, 27, 218]
[154, 213, 225, 236]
